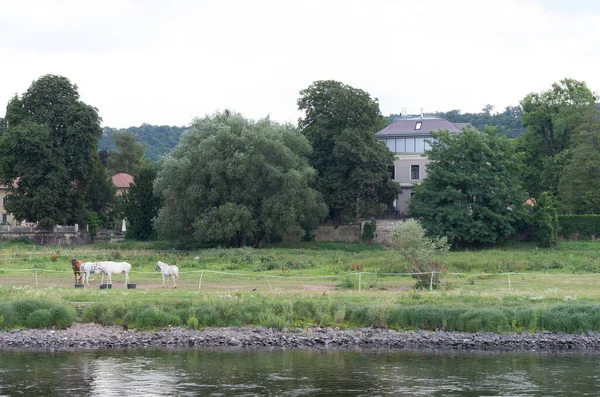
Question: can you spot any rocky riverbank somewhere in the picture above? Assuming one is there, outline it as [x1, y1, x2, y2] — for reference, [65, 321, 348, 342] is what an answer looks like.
[2, 323, 600, 351]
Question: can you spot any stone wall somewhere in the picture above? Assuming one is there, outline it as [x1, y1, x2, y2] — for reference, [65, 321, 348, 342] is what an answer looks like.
[315, 219, 402, 244]
[0, 232, 91, 245]
[314, 225, 361, 242]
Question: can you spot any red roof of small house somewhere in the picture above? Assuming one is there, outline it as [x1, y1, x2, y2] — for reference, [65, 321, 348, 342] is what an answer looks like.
[0, 178, 21, 189]
[111, 173, 134, 188]
[524, 198, 536, 206]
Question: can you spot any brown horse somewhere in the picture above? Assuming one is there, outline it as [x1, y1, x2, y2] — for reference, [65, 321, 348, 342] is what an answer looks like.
[71, 258, 84, 284]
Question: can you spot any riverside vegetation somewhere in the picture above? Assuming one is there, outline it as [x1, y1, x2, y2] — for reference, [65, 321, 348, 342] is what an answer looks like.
[1, 240, 600, 334]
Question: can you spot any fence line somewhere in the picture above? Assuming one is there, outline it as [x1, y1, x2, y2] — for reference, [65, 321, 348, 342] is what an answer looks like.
[1, 269, 600, 293]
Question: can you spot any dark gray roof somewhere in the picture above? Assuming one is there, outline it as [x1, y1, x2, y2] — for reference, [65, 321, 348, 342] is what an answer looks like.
[376, 117, 468, 138]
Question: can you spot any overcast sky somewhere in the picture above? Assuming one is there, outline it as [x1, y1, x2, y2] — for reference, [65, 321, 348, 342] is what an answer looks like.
[1, 0, 600, 128]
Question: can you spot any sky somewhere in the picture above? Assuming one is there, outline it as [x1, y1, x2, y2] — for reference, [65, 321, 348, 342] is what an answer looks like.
[1, 0, 600, 128]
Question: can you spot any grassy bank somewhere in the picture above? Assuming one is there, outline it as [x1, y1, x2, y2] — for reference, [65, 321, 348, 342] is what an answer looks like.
[0, 240, 599, 333]
[1, 286, 600, 334]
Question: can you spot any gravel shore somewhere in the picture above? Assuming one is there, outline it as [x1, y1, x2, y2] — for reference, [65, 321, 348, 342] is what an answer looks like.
[2, 323, 600, 351]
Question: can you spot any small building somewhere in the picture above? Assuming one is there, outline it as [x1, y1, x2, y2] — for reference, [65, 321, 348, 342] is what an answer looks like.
[111, 173, 134, 196]
[375, 117, 470, 214]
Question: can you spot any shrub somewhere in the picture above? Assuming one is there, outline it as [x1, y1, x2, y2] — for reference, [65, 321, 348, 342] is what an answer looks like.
[361, 221, 376, 244]
[26, 309, 52, 328]
[389, 219, 449, 289]
[82, 303, 115, 325]
[50, 305, 76, 329]
[525, 192, 558, 248]
[12, 299, 50, 323]
[559, 215, 600, 240]
[187, 316, 199, 330]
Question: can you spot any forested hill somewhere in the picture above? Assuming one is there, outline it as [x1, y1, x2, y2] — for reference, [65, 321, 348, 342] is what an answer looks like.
[100, 124, 188, 162]
[387, 106, 525, 138]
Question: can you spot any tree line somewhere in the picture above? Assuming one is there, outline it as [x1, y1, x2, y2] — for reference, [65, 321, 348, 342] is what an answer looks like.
[0, 75, 598, 248]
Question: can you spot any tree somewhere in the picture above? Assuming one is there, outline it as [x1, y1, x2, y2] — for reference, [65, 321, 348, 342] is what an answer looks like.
[108, 130, 148, 175]
[84, 160, 116, 226]
[389, 219, 449, 289]
[517, 78, 598, 197]
[154, 111, 327, 247]
[558, 124, 600, 214]
[0, 75, 103, 228]
[123, 165, 161, 240]
[408, 127, 527, 247]
[297, 80, 400, 224]
[525, 192, 559, 248]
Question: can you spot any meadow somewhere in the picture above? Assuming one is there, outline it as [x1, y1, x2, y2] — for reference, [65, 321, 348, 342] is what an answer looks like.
[1, 239, 600, 333]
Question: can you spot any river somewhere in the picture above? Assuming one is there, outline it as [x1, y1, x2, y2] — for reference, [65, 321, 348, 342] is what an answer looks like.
[0, 348, 599, 396]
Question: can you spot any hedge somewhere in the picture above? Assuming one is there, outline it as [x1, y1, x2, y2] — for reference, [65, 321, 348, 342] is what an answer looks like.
[559, 215, 600, 239]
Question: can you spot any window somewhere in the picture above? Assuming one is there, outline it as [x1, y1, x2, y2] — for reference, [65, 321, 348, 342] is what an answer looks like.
[424, 138, 431, 151]
[415, 122, 422, 130]
[411, 165, 420, 180]
[395, 138, 406, 153]
[386, 139, 395, 152]
[406, 138, 415, 153]
[2, 214, 6, 224]
[1, 197, 5, 207]
[415, 138, 425, 153]
[390, 165, 396, 180]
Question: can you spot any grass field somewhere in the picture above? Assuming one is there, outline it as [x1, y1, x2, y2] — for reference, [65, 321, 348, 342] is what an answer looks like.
[1, 239, 600, 333]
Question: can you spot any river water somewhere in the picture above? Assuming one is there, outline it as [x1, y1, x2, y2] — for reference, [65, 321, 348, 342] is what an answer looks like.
[0, 348, 599, 396]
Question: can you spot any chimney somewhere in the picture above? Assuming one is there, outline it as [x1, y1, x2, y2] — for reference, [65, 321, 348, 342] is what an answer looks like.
[420, 107, 423, 119]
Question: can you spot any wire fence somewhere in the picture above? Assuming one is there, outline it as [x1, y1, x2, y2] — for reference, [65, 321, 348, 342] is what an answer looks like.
[0, 267, 599, 297]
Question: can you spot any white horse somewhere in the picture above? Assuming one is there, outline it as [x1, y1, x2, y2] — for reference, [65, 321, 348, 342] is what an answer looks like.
[81, 262, 103, 287]
[96, 261, 132, 287]
[155, 261, 179, 288]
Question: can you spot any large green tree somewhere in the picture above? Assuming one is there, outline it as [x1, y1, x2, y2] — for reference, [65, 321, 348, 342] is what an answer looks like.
[0, 75, 103, 228]
[154, 111, 327, 247]
[517, 78, 598, 197]
[558, 124, 600, 214]
[123, 165, 161, 240]
[107, 130, 148, 175]
[297, 80, 400, 224]
[408, 127, 527, 247]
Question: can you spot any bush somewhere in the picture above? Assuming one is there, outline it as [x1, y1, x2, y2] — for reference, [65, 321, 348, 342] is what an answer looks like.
[361, 221, 376, 244]
[12, 299, 50, 323]
[389, 219, 449, 289]
[559, 215, 600, 240]
[50, 305, 76, 329]
[26, 309, 52, 328]
[525, 192, 558, 248]
[187, 316, 199, 330]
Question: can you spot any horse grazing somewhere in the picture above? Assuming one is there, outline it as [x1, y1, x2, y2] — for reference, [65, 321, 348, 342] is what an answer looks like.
[71, 259, 85, 285]
[95, 261, 132, 287]
[81, 262, 102, 287]
[155, 261, 179, 288]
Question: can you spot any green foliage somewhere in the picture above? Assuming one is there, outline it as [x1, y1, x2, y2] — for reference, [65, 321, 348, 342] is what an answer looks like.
[559, 125, 600, 214]
[107, 130, 149, 175]
[124, 166, 160, 241]
[431, 106, 524, 138]
[559, 215, 600, 239]
[26, 309, 52, 328]
[518, 78, 598, 197]
[87, 212, 103, 241]
[84, 161, 116, 226]
[154, 111, 327, 247]
[409, 127, 527, 247]
[297, 80, 400, 224]
[0, 75, 103, 228]
[100, 124, 188, 162]
[187, 316, 199, 330]
[361, 221, 376, 243]
[525, 192, 559, 248]
[389, 219, 449, 289]
[50, 305, 76, 329]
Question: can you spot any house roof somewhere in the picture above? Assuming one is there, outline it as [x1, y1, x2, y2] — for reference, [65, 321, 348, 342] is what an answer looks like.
[375, 117, 470, 138]
[111, 173, 134, 188]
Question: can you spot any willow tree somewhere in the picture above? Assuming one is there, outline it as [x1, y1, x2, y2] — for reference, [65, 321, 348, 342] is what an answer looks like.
[154, 111, 327, 247]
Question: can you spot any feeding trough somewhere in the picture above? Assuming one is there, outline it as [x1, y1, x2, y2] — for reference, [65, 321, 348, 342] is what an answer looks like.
[99, 284, 112, 289]
[74, 284, 84, 289]
[127, 284, 136, 289]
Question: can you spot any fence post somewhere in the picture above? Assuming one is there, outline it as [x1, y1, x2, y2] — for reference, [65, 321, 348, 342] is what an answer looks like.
[198, 270, 205, 290]
[508, 273, 512, 293]
[358, 272, 362, 292]
[34, 268, 38, 287]
[265, 275, 273, 292]
[430, 272, 434, 292]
